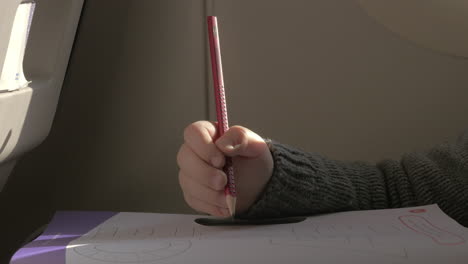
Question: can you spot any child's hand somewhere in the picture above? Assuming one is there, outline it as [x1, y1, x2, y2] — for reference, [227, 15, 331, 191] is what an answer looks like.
[177, 121, 274, 217]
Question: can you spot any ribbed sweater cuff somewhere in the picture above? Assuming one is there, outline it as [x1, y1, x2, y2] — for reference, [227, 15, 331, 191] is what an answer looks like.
[242, 140, 354, 218]
[241, 139, 393, 219]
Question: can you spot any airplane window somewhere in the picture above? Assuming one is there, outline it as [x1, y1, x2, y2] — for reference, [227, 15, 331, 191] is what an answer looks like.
[0, 1, 35, 93]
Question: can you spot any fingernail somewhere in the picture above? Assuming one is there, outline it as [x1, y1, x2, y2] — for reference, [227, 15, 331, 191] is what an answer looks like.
[211, 156, 224, 168]
[214, 171, 227, 190]
[225, 144, 241, 151]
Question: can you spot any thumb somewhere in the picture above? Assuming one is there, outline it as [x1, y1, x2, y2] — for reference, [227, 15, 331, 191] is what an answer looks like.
[215, 126, 267, 158]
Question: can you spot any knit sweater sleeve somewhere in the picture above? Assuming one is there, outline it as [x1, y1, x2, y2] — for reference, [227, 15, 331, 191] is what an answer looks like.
[242, 132, 468, 227]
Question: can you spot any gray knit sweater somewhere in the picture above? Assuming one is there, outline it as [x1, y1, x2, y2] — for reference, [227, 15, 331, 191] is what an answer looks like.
[244, 131, 468, 227]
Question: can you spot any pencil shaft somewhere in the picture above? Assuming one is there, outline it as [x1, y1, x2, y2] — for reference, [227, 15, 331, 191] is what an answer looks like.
[207, 16, 237, 216]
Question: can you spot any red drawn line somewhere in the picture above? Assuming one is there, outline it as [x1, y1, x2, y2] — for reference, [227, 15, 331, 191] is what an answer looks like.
[399, 215, 465, 246]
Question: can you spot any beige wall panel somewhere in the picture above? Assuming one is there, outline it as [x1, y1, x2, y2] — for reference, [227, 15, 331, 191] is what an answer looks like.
[213, 0, 468, 162]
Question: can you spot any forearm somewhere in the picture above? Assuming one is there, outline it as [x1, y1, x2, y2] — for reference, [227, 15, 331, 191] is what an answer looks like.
[243, 133, 468, 227]
[242, 141, 390, 217]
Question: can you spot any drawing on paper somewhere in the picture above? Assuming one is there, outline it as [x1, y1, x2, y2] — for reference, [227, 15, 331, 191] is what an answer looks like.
[64, 206, 468, 263]
[72, 240, 191, 263]
[69, 226, 192, 263]
[399, 215, 466, 245]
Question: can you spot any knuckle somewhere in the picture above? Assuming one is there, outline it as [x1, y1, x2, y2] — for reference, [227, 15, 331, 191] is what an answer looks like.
[178, 171, 185, 187]
[183, 123, 197, 142]
[183, 193, 194, 208]
[213, 180, 225, 192]
[210, 170, 225, 190]
[184, 121, 205, 141]
[229, 125, 245, 132]
[209, 192, 223, 207]
[184, 121, 207, 145]
[230, 125, 248, 138]
[186, 196, 205, 214]
[216, 193, 227, 208]
[214, 191, 225, 202]
[176, 146, 185, 167]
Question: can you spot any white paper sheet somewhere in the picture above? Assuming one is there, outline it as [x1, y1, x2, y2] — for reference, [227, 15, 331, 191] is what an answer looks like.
[66, 204, 468, 264]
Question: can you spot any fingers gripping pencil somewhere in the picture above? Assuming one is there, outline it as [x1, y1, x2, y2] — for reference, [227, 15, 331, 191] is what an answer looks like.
[207, 16, 237, 217]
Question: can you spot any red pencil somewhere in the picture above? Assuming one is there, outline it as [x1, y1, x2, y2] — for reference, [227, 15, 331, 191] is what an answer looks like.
[207, 16, 237, 217]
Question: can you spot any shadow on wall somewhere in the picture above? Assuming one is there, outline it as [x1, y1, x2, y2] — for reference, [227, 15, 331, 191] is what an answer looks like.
[0, 130, 12, 156]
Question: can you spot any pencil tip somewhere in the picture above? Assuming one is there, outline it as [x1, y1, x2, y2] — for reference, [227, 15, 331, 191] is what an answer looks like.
[226, 195, 237, 217]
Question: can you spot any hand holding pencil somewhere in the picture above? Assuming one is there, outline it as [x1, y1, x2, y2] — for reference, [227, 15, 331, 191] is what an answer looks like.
[177, 121, 273, 217]
[176, 17, 273, 217]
